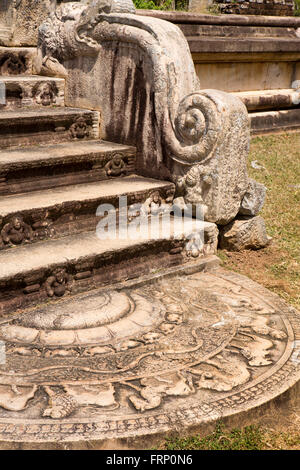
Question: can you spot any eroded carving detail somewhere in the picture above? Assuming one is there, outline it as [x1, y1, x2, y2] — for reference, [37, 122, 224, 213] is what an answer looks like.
[141, 191, 170, 217]
[0, 215, 33, 246]
[0, 269, 295, 427]
[45, 268, 73, 298]
[32, 81, 58, 106]
[0, 54, 26, 75]
[176, 166, 213, 218]
[129, 372, 195, 412]
[105, 154, 127, 177]
[36, 2, 254, 225]
[69, 116, 91, 139]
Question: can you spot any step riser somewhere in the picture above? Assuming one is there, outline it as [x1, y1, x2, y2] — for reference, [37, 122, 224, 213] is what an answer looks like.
[0, 244, 218, 319]
[0, 47, 36, 75]
[0, 77, 65, 110]
[0, 183, 174, 251]
[0, 153, 136, 195]
[0, 110, 100, 149]
[233, 89, 300, 112]
[250, 108, 300, 135]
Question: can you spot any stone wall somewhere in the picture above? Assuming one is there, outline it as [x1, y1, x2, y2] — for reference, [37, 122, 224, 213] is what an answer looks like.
[138, 11, 300, 92]
[137, 11, 300, 133]
[213, 0, 295, 16]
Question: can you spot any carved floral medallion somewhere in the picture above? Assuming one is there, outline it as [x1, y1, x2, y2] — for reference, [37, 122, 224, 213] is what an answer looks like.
[0, 268, 298, 443]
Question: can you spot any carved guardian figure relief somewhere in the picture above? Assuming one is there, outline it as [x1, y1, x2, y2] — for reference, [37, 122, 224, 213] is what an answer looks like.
[0, 215, 33, 246]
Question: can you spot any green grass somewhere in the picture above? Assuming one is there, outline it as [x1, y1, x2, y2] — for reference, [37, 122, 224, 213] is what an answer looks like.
[249, 133, 300, 262]
[219, 132, 300, 309]
[156, 132, 300, 450]
[157, 421, 300, 450]
[161, 422, 264, 450]
[248, 133, 299, 306]
[133, 0, 188, 10]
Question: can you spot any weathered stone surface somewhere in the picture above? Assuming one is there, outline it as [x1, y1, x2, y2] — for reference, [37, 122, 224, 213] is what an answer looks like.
[214, 0, 294, 16]
[0, 140, 137, 194]
[239, 178, 266, 216]
[0, 176, 174, 245]
[0, 0, 56, 47]
[0, 266, 298, 448]
[0, 218, 218, 316]
[0, 47, 37, 75]
[0, 4, 297, 449]
[187, 36, 300, 55]
[233, 89, 300, 111]
[189, 0, 212, 13]
[0, 107, 100, 149]
[250, 109, 300, 135]
[37, 1, 251, 226]
[219, 215, 272, 251]
[136, 10, 300, 136]
[137, 10, 300, 28]
[0, 76, 65, 109]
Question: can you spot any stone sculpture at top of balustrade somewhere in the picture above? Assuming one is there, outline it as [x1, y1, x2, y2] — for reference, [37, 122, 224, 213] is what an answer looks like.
[36, 0, 267, 239]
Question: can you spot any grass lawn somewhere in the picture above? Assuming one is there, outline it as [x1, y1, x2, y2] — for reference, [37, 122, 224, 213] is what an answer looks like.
[156, 132, 300, 450]
[220, 132, 300, 311]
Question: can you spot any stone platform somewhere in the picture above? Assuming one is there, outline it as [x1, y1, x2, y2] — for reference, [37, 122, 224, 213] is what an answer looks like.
[137, 11, 300, 135]
[0, 262, 298, 449]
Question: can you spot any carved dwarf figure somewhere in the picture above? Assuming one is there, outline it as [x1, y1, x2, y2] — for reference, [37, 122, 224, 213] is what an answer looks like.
[185, 231, 203, 258]
[105, 155, 126, 177]
[177, 166, 212, 218]
[1, 56, 26, 75]
[142, 191, 169, 216]
[45, 268, 73, 298]
[1, 216, 33, 246]
[70, 116, 90, 139]
[33, 82, 58, 107]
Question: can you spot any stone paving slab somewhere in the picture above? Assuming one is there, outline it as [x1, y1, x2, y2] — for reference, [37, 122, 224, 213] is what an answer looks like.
[0, 265, 298, 448]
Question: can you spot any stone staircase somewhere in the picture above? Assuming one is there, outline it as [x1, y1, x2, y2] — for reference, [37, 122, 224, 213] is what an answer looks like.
[0, 8, 298, 449]
[0, 64, 218, 319]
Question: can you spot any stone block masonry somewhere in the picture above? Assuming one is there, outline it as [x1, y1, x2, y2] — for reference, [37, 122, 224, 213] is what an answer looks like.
[213, 0, 295, 16]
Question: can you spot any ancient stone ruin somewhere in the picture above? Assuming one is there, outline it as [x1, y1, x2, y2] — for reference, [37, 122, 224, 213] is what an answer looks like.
[0, 0, 298, 449]
[212, 0, 295, 16]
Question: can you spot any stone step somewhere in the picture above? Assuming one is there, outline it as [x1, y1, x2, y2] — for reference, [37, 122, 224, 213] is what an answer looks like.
[233, 89, 300, 111]
[0, 176, 175, 249]
[249, 108, 300, 135]
[0, 47, 37, 75]
[0, 140, 137, 195]
[0, 107, 100, 149]
[0, 75, 65, 109]
[0, 216, 218, 317]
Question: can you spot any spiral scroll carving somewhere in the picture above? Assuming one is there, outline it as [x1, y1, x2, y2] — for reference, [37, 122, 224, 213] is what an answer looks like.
[171, 93, 222, 166]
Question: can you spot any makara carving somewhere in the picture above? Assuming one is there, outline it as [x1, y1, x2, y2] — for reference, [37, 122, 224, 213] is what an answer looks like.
[36, 0, 265, 228]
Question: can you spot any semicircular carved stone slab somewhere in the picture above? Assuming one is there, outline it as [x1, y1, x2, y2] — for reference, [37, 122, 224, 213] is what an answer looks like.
[36, 0, 252, 225]
[0, 268, 298, 445]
